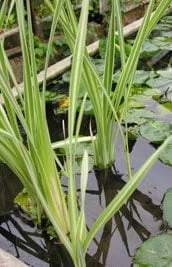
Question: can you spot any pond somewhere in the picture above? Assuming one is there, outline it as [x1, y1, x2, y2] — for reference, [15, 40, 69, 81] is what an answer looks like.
[0, 75, 172, 267]
[0, 14, 172, 267]
[0, 134, 171, 266]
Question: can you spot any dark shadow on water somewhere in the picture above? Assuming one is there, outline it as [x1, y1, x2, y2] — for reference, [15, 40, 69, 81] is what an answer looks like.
[0, 154, 169, 266]
[0, 211, 74, 267]
[85, 167, 164, 267]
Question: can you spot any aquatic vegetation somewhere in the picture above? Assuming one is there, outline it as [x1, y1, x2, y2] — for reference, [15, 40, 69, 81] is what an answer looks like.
[0, 0, 172, 266]
[133, 189, 172, 266]
[51, 0, 172, 169]
[134, 234, 172, 266]
[163, 189, 172, 225]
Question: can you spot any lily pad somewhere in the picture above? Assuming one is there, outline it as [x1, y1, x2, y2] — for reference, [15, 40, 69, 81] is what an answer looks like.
[120, 99, 145, 110]
[160, 31, 172, 38]
[133, 234, 172, 267]
[163, 189, 172, 225]
[146, 77, 172, 88]
[125, 108, 156, 125]
[154, 23, 172, 31]
[159, 144, 172, 166]
[161, 102, 172, 111]
[151, 36, 172, 50]
[140, 40, 160, 59]
[160, 16, 172, 25]
[157, 68, 172, 79]
[140, 121, 172, 144]
[113, 70, 157, 86]
[157, 102, 172, 117]
[41, 91, 67, 102]
[131, 86, 161, 102]
[161, 87, 172, 103]
[62, 71, 71, 83]
[133, 70, 150, 85]
[113, 71, 156, 86]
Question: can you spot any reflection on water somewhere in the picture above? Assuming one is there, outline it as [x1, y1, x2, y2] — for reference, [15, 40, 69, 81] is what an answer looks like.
[0, 211, 74, 267]
[0, 135, 171, 266]
[84, 166, 166, 267]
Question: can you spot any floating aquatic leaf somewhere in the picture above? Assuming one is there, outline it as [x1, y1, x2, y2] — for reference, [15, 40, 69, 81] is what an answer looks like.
[160, 16, 172, 25]
[114, 71, 157, 86]
[62, 71, 71, 83]
[140, 40, 160, 59]
[151, 36, 172, 50]
[154, 23, 172, 31]
[146, 77, 172, 88]
[131, 86, 161, 102]
[159, 144, 172, 165]
[157, 68, 172, 79]
[163, 189, 172, 225]
[55, 106, 68, 114]
[161, 87, 172, 103]
[41, 91, 67, 102]
[161, 102, 172, 111]
[133, 234, 172, 267]
[160, 31, 172, 38]
[120, 99, 145, 110]
[157, 102, 172, 117]
[140, 120, 172, 144]
[125, 108, 156, 125]
[133, 70, 150, 85]
[153, 16, 172, 31]
[114, 70, 157, 86]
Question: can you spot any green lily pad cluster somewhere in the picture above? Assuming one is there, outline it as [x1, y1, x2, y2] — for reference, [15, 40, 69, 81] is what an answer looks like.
[120, 68, 172, 166]
[155, 15, 172, 32]
[133, 189, 172, 266]
[113, 68, 172, 88]
[140, 15, 172, 59]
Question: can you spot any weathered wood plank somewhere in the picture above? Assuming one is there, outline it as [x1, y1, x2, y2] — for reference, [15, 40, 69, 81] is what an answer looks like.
[0, 248, 28, 267]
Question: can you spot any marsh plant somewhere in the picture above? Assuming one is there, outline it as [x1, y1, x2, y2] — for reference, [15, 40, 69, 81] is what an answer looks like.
[0, 0, 172, 266]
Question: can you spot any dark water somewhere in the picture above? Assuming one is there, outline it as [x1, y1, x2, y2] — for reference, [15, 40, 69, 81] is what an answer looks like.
[0, 134, 171, 266]
[0, 52, 172, 266]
